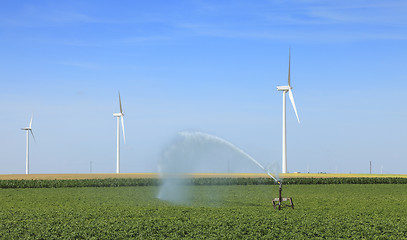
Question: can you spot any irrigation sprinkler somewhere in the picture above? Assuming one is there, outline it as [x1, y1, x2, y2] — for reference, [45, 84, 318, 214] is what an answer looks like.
[272, 181, 294, 210]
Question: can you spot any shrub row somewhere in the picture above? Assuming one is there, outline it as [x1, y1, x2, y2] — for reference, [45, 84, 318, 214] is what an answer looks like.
[191, 177, 407, 185]
[0, 178, 159, 189]
[0, 177, 406, 188]
[282, 177, 407, 185]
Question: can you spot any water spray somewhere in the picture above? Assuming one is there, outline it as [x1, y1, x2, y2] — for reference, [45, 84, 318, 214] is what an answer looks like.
[159, 131, 294, 208]
[178, 131, 294, 209]
[179, 131, 280, 182]
[267, 172, 279, 183]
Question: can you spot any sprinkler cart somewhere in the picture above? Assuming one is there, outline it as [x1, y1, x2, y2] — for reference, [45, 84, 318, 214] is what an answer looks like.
[272, 181, 294, 210]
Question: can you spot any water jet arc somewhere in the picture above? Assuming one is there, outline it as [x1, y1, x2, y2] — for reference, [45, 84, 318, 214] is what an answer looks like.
[178, 131, 278, 183]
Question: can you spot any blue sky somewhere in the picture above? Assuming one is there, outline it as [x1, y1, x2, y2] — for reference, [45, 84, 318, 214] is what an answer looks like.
[0, 0, 406, 174]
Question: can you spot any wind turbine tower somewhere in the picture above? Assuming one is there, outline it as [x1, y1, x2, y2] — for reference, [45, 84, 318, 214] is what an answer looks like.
[21, 115, 36, 174]
[113, 92, 126, 173]
[276, 49, 300, 173]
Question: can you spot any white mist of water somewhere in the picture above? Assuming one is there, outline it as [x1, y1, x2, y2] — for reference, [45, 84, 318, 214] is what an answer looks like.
[157, 131, 280, 204]
[178, 131, 279, 182]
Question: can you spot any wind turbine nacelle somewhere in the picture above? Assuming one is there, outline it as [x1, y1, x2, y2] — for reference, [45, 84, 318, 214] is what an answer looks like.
[277, 86, 291, 91]
[113, 113, 122, 117]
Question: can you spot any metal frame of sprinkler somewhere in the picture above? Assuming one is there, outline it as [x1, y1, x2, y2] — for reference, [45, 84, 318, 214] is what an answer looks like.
[272, 181, 294, 210]
[266, 173, 294, 210]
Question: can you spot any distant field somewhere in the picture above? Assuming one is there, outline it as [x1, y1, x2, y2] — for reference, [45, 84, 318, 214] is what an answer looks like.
[0, 173, 158, 180]
[0, 172, 406, 180]
[282, 173, 407, 178]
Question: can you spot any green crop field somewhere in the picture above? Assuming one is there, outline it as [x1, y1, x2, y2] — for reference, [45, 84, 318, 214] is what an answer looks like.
[1, 184, 407, 239]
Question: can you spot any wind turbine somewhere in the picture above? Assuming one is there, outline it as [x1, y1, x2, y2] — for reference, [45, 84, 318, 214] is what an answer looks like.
[21, 115, 36, 174]
[276, 48, 300, 174]
[113, 92, 126, 173]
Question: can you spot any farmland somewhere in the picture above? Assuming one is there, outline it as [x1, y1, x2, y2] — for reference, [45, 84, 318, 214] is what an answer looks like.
[1, 184, 407, 239]
[1, 172, 406, 180]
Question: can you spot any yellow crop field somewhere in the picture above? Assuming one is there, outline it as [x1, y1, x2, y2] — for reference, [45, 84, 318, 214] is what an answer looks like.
[189, 173, 407, 179]
[0, 173, 158, 180]
[280, 173, 407, 178]
[0, 172, 406, 180]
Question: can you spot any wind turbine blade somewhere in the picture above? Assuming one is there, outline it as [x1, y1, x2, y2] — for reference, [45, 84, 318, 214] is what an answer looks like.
[288, 88, 300, 123]
[30, 130, 37, 143]
[118, 91, 123, 114]
[29, 114, 33, 128]
[288, 48, 291, 86]
[121, 116, 126, 144]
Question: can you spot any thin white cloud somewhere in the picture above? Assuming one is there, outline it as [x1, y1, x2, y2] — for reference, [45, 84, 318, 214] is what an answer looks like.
[174, 1, 407, 42]
[57, 61, 100, 70]
[0, 4, 133, 27]
[120, 36, 173, 44]
[2, 1, 407, 45]
[177, 23, 407, 43]
[306, 4, 407, 25]
[43, 12, 99, 24]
